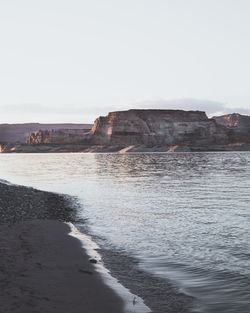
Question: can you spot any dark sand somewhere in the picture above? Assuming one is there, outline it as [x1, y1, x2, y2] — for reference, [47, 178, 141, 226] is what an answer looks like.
[0, 182, 125, 313]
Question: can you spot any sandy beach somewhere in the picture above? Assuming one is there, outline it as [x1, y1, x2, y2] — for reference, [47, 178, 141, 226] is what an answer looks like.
[0, 182, 125, 313]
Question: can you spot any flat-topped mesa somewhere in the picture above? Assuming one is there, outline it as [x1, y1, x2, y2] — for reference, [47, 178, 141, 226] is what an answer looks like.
[91, 109, 229, 146]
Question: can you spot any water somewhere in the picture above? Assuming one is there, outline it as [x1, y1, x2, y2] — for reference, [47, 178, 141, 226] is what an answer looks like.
[0, 152, 249, 313]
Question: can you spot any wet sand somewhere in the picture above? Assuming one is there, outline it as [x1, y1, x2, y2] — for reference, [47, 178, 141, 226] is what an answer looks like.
[0, 182, 124, 313]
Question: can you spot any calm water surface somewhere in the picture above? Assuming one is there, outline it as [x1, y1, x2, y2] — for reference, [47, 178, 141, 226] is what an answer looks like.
[0, 152, 249, 313]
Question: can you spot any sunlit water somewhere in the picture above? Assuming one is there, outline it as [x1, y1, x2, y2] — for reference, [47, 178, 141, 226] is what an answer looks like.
[0, 152, 249, 313]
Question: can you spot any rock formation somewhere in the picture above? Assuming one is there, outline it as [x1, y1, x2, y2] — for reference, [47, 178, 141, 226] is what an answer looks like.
[212, 113, 250, 128]
[0, 123, 92, 143]
[27, 129, 91, 145]
[7, 109, 250, 153]
[213, 113, 250, 143]
[90, 109, 229, 146]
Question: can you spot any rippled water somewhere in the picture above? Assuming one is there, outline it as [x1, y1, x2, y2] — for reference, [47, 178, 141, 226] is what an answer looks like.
[0, 152, 249, 313]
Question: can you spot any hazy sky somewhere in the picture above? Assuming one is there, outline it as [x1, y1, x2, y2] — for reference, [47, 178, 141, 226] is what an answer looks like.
[0, 0, 250, 123]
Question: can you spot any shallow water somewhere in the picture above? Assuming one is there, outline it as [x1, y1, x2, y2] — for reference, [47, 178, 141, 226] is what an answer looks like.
[0, 152, 249, 312]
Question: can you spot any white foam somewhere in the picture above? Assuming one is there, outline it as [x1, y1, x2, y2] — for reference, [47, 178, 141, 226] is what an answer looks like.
[67, 222, 151, 313]
[0, 178, 15, 185]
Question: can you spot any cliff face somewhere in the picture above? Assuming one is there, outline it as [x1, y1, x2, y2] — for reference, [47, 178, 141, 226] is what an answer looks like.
[28, 129, 91, 145]
[91, 109, 229, 146]
[213, 113, 250, 142]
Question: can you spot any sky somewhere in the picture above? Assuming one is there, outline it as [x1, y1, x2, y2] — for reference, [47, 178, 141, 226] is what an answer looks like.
[0, 0, 250, 123]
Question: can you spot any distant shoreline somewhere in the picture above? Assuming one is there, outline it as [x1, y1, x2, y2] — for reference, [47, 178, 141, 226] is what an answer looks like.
[1, 142, 250, 153]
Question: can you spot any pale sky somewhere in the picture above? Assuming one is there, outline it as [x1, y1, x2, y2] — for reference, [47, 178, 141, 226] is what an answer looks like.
[0, 0, 250, 123]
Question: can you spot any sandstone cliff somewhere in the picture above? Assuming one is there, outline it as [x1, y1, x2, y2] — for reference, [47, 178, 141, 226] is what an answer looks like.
[90, 109, 229, 146]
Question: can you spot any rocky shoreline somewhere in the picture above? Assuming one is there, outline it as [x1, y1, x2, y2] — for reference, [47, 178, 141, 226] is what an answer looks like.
[0, 181, 125, 313]
[0, 182, 78, 224]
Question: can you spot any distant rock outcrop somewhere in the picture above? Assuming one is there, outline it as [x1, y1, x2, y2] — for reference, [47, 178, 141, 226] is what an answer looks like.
[212, 113, 250, 128]
[91, 109, 229, 146]
[213, 113, 250, 143]
[0, 123, 92, 143]
[27, 129, 91, 145]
